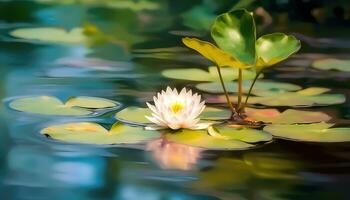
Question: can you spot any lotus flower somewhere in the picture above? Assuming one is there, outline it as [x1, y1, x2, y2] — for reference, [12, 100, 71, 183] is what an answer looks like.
[146, 87, 207, 130]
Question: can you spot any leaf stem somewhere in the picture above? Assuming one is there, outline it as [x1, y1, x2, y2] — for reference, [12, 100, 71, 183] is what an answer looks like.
[215, 66, 236, 114]
[242, 71, 261, 111]
[237, 69, 243, 112]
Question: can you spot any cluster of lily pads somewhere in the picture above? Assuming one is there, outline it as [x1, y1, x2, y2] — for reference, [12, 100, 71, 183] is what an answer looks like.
[7, 9, 350, 150]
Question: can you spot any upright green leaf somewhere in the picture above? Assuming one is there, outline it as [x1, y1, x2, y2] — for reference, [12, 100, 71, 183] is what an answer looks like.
[256, 33, 301, 72]
[182, 37, 250, 69]
[211, 9, 256, 65]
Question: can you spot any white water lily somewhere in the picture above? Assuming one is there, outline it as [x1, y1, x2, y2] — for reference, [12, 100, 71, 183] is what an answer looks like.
[146, 87, 207, 130]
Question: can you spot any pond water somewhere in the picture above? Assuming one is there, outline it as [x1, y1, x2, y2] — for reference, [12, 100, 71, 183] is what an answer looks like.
[1, 1, 350, 200]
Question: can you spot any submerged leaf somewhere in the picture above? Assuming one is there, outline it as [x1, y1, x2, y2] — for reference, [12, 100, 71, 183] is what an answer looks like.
[10, 27, 87, 44]
[256, 33, 301, 72]
[182, 37, 250, 69]
[41, 122, 160, 144]
[312, 58, 350, 72]
[161, 66, 256, 82]
[211, 9, 256, 65]
[264, 123, 350, 142]
[9, 96, 119, 116]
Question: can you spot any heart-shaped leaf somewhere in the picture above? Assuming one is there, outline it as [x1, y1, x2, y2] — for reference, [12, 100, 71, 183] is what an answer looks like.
[211, 9, 256, 65]
[182, 37, 250, 69]
[161, 66, 256, 82]
[256, 33, 301, 72]
[166, 125, 271, 150]
[10, 27, 87, 44]
[245, 108, 331, 124]
[264, 123, 350, 142]
[312, 58, 350, 72]
[115, 106, 231, 125]
[41, 122, 160, 144]
[196, 80, 301, 94]
[9, 96, 119, 116]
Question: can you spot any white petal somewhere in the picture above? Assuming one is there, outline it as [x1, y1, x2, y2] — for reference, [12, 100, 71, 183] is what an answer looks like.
[191, 122, 215, 130]
[145, 126, 167, 130]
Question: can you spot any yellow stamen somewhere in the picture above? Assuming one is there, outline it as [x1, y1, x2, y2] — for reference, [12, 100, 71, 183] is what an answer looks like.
[171, 101, 184, 113]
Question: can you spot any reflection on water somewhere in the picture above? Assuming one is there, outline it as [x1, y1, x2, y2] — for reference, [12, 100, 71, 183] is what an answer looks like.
[1, 0, 350, 199]
[147, 138, 202, 171]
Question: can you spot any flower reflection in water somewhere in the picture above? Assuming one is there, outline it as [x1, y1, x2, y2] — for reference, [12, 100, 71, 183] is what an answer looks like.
[147, 138, 202, 171]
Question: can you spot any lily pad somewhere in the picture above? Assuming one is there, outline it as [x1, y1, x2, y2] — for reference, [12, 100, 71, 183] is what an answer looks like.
[264, 123, 350, 142]
[245, 108, 331, 124]
[165, 126, 271, 150]
[115, 106, 231, 125]
[9, 96, 119, 116]
[10, 27, 87, 44]
[312, 58, 350, 72]
[196, 80, 301, 94]
[161, 66, 256, 82]
[166, 125, 271, 150]
[208, 87, 345, 107]
[41, 122, 160, 145]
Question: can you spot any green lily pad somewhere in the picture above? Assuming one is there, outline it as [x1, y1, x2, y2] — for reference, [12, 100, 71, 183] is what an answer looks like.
[115, 106, 231, 125]
[166, 126, 272, 150]
[10, 27, 87, 44]
[161, 66, 256, 82]
[245, 108, 331, 124]
[65, 96, 117, 109]
[264, 123, 350, 142]
[196, 80, 301, 94]
[9, 96, 119, 116]
[208, 87, 345, 107]
[211, 9, 256, 65]
[41, 122, 160, 144]
[256, 33, 301, 72]
[312, 58, 350, 72]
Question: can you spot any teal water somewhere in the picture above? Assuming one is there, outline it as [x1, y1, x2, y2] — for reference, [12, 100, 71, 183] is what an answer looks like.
[1, 1, 350, 200]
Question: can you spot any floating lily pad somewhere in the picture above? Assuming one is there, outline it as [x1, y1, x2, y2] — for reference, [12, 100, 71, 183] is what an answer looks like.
[161, 66, 256, 82]
[264, 123, 350, 142]
[312, 58, 350, 72]
[9, 96, 119, 116]
[196, 80, 301, 94]
[41, 122, 160, 144]
[10, 27, 87, 44]
[166, 126, 272, 150]
[115, 106, 230, 125]
[65, 96, 117, 109]
[208, 87, 345, 107]
[245, 108, 331, 124]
